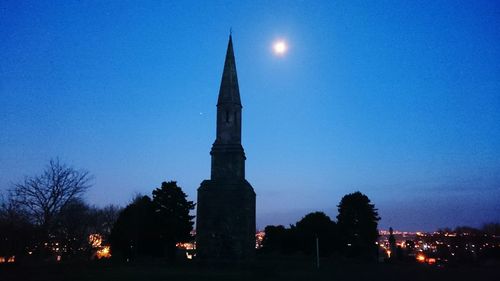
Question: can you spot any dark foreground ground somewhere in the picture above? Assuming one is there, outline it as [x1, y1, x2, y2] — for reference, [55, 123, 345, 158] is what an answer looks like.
[0, 256, 498, 281]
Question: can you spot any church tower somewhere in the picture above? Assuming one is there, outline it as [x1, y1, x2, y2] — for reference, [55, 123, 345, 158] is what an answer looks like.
[196, 35, 256, 260]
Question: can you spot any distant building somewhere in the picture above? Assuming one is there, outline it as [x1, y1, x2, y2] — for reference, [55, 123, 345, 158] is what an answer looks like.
[196, 35, 256, 261]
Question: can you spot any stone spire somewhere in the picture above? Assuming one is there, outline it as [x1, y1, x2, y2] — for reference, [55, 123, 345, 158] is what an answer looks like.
[196, 35, 256, 261]
[211, 35, 245, 180]
[217, 35, 241, 106]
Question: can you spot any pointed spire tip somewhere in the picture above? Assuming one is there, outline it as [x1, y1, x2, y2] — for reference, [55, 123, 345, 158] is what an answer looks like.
[218, 31, 241, 106]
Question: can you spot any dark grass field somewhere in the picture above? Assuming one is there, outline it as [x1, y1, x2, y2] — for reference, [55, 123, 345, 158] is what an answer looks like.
[1, 256, 498, 281]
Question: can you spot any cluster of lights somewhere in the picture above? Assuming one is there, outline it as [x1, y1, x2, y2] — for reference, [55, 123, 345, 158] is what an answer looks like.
[96, 246, 111, 259]
[3, 233, 114, 264]
[175, 231, 266, 259]
[255, 231, 265, 249]
[0, 256, 15, 263]
[378, 228, 500, 266]
[176, 242, 195, 250]
[416, 253, 436, 265]
[380, 230, 418, 236]
[88, 233, 111, 259]
[176, 242, 196, 260]
[89, 234, 103, 248]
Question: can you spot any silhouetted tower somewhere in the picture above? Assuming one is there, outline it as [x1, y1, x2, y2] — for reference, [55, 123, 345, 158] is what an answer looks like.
[196, 35, 256, 261]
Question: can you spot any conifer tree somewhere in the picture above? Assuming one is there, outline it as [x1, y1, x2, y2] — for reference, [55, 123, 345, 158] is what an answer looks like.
[152, 181, 195, 260]
[337, 191, 380, 258]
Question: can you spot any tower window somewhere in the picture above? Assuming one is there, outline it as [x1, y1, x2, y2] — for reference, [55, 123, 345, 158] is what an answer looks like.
[226, 111, 230, 123]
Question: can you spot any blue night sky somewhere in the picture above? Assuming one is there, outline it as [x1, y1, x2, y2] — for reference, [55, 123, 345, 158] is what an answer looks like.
[1, 1, 499, 231]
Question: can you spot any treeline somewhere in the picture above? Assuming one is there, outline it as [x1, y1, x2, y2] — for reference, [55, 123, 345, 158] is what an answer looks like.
[429, 224, 500, 263]
[0, 160, 120, 262]
[437, 224, 500, 236]
[8, 159, 497, 265]
[0, 159, 196, 263]
[1, 160, 381, 263]
[260, 191, 380, 259]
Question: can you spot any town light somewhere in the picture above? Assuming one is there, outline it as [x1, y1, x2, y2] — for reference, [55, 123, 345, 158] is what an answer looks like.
[96, 246, 111, 259]
[416, 253, 426, 262]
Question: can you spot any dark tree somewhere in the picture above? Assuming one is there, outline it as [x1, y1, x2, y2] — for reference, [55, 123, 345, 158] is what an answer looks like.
[454, 226, 481, 235]
[337, 191, 380, 258]
[482, 223, 500, 236]
[54, 198, 93, 259]
[480, 223, 500, 260]
[261, 225, 297, 254]
[110, 182, 195, 261]
[0, 194, 35, 260]
[295, 212, 337, 256]
[262, 225, 286, 252]
[12, 159, 91, 232]
[152, 181, 195, 260]
[109, 195, 159, 260]
[88, 204, 121, 237]
[54, 200, 121, 260]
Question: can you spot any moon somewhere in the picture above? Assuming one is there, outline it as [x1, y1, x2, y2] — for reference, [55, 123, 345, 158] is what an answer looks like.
[273, 40, 288, 56]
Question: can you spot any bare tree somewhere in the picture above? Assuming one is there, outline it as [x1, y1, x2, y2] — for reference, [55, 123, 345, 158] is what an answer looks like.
[89, 204, 122, 236]
[12, 159, 92, 230]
